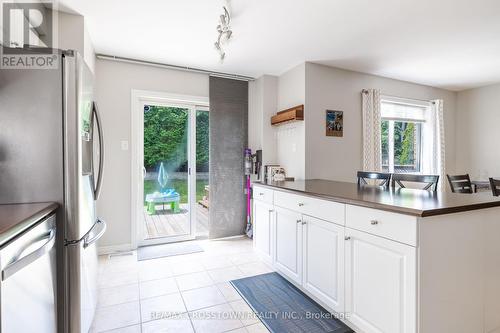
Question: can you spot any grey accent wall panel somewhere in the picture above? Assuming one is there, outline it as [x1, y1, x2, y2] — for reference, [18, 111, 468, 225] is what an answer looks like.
[209, 77, 248, 239]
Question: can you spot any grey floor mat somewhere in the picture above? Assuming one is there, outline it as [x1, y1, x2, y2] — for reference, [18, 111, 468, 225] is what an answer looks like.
[137, 242, 204, 261]
[231, 272, 353, 333]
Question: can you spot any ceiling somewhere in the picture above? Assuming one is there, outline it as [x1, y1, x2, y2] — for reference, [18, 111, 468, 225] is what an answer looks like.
[57, 0, 500, 91]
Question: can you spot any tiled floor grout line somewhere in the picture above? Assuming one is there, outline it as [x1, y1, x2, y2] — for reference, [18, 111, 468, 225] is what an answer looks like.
[99, 323, 140, 333]
[138, 289, 144, 332]
[174, 272, 198, 333]
[97, 261, 261, 294]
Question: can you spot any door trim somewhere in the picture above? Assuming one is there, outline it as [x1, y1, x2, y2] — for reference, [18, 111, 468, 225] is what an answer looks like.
[130, 90, 209, 249]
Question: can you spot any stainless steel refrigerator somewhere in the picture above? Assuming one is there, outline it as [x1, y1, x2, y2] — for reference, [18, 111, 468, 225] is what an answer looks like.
[0, 49, 106, 333]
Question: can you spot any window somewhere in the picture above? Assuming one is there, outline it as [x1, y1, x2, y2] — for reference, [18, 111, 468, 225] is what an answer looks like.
[380, 97, 430, 174]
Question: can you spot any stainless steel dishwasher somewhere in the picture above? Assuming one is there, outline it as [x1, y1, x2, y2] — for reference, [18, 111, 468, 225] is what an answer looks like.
[0, 214, 57, 333]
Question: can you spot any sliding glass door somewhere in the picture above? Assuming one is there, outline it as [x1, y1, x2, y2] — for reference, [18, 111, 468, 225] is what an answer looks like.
[138, 101, 208, 245]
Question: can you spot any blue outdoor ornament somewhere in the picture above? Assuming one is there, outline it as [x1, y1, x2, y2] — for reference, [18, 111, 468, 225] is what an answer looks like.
[157, 162, 168, 190]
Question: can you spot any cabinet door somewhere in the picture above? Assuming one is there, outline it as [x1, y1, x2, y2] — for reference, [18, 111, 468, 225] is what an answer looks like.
[345, 228, 416, 333]
[274, 206, 302, 284]
[253, 200, 274, 265]
[302, 215, 345, 314]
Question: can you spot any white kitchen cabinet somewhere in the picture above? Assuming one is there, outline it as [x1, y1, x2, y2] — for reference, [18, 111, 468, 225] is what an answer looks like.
[253, 199, 274, 265]
[274, 206, 303, 284]
[302, 215, 345, 314]
[345, 228, 416, 333]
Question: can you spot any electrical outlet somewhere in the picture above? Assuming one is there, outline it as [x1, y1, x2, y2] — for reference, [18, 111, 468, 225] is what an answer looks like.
[121, 140, 129, 151]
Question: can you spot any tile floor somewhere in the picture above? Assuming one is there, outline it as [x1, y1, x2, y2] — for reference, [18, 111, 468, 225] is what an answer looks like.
[92, 237, 273, 333]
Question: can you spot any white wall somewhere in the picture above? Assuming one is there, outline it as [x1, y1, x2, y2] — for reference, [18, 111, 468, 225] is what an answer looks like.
[276, 63, 306, 180]
[248, 75, 279, 178]
[456, 83, 500, 178]
[83, 23, 95, 73]
[95, 59, 208, 248]
[58, 12, 95, 73]
[58, 12, 84, 54]
[304, 62, 458, 182]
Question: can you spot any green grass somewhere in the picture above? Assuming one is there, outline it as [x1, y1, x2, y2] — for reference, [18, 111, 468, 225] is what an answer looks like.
[144, 179, 208, 205]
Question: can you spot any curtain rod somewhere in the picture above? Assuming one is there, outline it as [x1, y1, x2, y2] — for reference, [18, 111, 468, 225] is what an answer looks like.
[362, 89, 436, 104]
[96, 54, 255, 81]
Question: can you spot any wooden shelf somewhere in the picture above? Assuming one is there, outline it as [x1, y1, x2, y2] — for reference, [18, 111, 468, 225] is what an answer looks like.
[271, 105, 304, 126]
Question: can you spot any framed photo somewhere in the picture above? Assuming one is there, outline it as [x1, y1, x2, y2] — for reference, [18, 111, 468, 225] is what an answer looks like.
[269, 166, 286, 181]
[326, 110, 343, 137]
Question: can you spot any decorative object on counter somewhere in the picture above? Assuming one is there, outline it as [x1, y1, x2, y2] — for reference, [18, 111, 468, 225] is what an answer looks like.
[326, 110, 343, 137]
[264, 164, 279, 182]
[271, 104, 304, 126]
[269, 166, 286, 182]
[489, 178, 500, 196]
[357, 171, 391, 189]
[391, 173, 440, 192]
[273, 171, 286, 181]
[447, 174, 474, 193]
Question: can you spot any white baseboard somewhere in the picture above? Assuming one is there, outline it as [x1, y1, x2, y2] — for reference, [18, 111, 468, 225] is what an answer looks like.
[209, 234, 248, 241]
[97, 235, 250, 255]
[98, 243, 134, 255]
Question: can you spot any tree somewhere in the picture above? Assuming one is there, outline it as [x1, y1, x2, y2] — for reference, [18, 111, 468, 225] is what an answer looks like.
[399, 123, 415, 165]
[143, 106, 209, 172]
[196, 111, 209, 171]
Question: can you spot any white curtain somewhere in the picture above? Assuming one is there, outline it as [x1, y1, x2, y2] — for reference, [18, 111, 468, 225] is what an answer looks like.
[362, 89, 382, 171]
[422, 99, 446, 191]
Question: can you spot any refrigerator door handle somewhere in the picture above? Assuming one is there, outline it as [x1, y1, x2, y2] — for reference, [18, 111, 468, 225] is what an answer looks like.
[93, 101, 105, 200]
[2, 228, 56, 281]
[83, 218, 107, 249]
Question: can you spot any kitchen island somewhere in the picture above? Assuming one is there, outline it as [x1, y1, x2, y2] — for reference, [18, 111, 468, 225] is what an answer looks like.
[252, 180, 500, 333]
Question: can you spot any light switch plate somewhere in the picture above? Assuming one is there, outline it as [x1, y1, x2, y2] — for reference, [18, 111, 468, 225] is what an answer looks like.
[121, 140, 129, 151]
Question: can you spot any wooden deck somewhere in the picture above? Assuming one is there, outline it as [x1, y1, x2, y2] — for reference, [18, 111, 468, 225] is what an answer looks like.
[143, 203, 209, 240]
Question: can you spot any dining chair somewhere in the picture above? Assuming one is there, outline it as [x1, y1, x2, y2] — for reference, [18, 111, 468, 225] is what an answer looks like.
[447, 174, 474, 193]
[489, 178, 500, 196]
[391, 174, 439, 191]
[357, 171, 391, 189]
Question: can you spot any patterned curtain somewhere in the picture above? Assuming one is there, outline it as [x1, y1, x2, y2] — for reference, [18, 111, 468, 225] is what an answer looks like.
[430, 99, 446, 191]
[361, 89, 382, 171]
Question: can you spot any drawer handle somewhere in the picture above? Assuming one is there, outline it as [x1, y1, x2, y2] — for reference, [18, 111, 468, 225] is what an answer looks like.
[370, 220, 379, 225]
[302, 221, 307, 225]
[345, 236, 351, 241]
[259, 192, 264, 196]
[296, 219, 302, 224]
[298, 203, 304, 207]
[268, 209, 274, 213]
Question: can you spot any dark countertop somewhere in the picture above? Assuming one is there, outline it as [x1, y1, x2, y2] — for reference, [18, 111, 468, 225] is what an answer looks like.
[0, 202, 58, 247]
[254, 179, 500, 217]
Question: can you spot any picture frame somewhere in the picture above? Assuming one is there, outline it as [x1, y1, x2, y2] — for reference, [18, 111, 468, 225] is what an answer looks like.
[326, 110, 343, 137]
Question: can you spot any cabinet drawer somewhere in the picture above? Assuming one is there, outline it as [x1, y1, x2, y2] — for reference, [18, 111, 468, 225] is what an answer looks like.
[253, 185, 274, 204]
[274, 190, 345, 225]
[345, 205, 417, 246]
